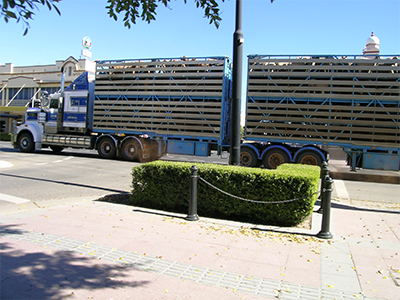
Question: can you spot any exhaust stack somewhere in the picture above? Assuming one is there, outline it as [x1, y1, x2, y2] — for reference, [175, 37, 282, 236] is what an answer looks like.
[60, 67, 66, 93]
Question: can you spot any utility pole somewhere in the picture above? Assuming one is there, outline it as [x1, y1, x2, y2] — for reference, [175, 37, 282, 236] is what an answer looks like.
[229, 0, 243, 166]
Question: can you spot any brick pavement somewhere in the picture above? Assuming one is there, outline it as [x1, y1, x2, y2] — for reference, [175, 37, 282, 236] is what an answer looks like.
[1, 198, 399, 300]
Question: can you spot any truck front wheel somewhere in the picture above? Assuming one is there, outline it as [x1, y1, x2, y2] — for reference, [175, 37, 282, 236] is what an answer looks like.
[18, 132, 35, 153]
[97, 137, 116, 159]
[262, 149, 290, 169]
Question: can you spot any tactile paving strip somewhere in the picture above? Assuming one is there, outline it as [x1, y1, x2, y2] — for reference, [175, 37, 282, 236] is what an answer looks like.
[1, 223, 384, 300]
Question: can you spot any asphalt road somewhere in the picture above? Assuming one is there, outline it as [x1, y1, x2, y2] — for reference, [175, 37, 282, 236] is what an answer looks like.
[1, 141, 399, 212]
[0, 142, 136, 206]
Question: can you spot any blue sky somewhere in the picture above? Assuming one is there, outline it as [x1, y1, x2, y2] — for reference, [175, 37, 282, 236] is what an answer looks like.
[1, 0, 399, 67]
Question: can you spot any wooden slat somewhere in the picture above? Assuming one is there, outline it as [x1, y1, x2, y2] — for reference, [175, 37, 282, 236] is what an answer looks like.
[101, 65, 225, 73]
[94, 91, 223, 97]
[92, 121, 219, 131]
[249, 64, 399, 73]
[246, 103, 400, 112]
[248, 71, 398, 79]
[247, 91, 399, 101]
[93, 100, 223, 106]
[96, 71, 225, 80]
[246, 116, 399, 127]
[246, 109, 400, 120]
[94, 79, 223, 85]
[248, 57, 400, 65]
[93, 116, 221, 125]
[93, 106, 221, 113]
[97, 58, 225, 68]
[247, 78, 400, 87]
[246, 121, 399, 133]
[92, 111, 221, 119]
[247, 85, 398, 96]
[95, 85, 223, 91]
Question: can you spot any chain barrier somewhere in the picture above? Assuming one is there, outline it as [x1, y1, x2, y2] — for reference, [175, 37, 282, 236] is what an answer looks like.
[186, 163, 333, 239]
[198, 176, 319, 204]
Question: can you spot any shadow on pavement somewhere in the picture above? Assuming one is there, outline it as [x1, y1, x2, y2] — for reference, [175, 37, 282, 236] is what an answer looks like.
[330, 201, 400, 215]
[0, 224, 149, 299]
[0, 173, 128, 195]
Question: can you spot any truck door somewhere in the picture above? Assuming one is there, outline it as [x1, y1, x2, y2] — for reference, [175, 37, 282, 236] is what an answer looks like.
[63, 90, 88, 128]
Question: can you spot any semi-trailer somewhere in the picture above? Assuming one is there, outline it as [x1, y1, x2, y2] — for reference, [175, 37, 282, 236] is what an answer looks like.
[12, 54, 400, 171]
[241, 55, 399, 171]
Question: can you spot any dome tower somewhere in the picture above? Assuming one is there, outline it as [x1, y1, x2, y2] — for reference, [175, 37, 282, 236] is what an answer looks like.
[363, 32, 380, 55]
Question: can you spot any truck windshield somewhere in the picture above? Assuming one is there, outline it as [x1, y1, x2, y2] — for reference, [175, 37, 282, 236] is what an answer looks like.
[49, 98, 59, 109]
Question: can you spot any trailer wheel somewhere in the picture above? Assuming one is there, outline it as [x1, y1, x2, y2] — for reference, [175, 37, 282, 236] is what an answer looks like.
[97, 137, 116, 159]
[295, 150, 323, 166]
[240, 147, 260, 167]
[121, 139, 141, 162]
[18, 132, 35, 153]
[262, 149, 290, 169]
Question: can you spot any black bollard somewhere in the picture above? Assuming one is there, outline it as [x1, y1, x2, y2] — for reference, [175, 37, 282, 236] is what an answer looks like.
[317, 176, 333, 239]
[317, 161, 330, 214]
[186, 165, 199, 221]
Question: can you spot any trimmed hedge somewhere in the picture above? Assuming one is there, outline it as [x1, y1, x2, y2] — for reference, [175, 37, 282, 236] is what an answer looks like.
[130, 161, 320, 227]
[0, 133, 12, 141]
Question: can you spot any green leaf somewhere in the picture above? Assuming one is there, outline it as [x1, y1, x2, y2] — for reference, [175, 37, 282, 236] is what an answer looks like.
[5, 11, 17, 19]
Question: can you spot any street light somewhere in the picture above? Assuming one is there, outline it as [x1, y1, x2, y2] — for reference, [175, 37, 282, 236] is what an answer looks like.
[229, 0, 243, 166]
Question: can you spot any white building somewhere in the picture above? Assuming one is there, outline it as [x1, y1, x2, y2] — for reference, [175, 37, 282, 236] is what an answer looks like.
[0, 57, 95, 133]
[0, 56, 95, 107]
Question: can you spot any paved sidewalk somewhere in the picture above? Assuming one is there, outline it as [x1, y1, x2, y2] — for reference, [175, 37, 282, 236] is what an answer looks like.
[1, 197, 399, 300]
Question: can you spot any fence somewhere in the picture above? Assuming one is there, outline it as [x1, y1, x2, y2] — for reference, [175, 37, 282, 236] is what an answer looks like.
[185, 163, 333, 239]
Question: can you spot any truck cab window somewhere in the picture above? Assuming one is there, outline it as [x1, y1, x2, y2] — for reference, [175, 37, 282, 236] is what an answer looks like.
[49, 98, 59, 109]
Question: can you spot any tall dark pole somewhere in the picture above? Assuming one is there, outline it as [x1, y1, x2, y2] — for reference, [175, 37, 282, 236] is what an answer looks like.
[229, 0, 243, 166]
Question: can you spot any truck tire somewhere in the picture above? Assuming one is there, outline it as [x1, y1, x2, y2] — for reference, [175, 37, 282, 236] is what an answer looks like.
[18, 132, 35, 153]
[97, 137, 116, 159]
[240, 147, 260, 167]
[262, 148, 290, 169]
[295, 150, 323, 166]
[121, 139, 141, 162]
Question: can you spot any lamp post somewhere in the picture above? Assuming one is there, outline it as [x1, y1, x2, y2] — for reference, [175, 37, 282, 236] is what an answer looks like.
[229, 0, 243, 166]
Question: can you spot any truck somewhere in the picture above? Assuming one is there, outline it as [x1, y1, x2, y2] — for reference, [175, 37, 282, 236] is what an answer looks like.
[12, 55, 400, 171]
[12, 56, 232, 163]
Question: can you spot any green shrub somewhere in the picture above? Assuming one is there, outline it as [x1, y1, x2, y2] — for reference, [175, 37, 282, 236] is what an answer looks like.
[130, 161, 320, 227]
[0, 133, 12, 141]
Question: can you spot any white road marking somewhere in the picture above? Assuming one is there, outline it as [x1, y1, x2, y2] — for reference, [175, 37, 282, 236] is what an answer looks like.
[0, 161, 14, 169]
[333, 179, 350, 200]
[34, 156, 74, 166]
[0, 193, 30, 204]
